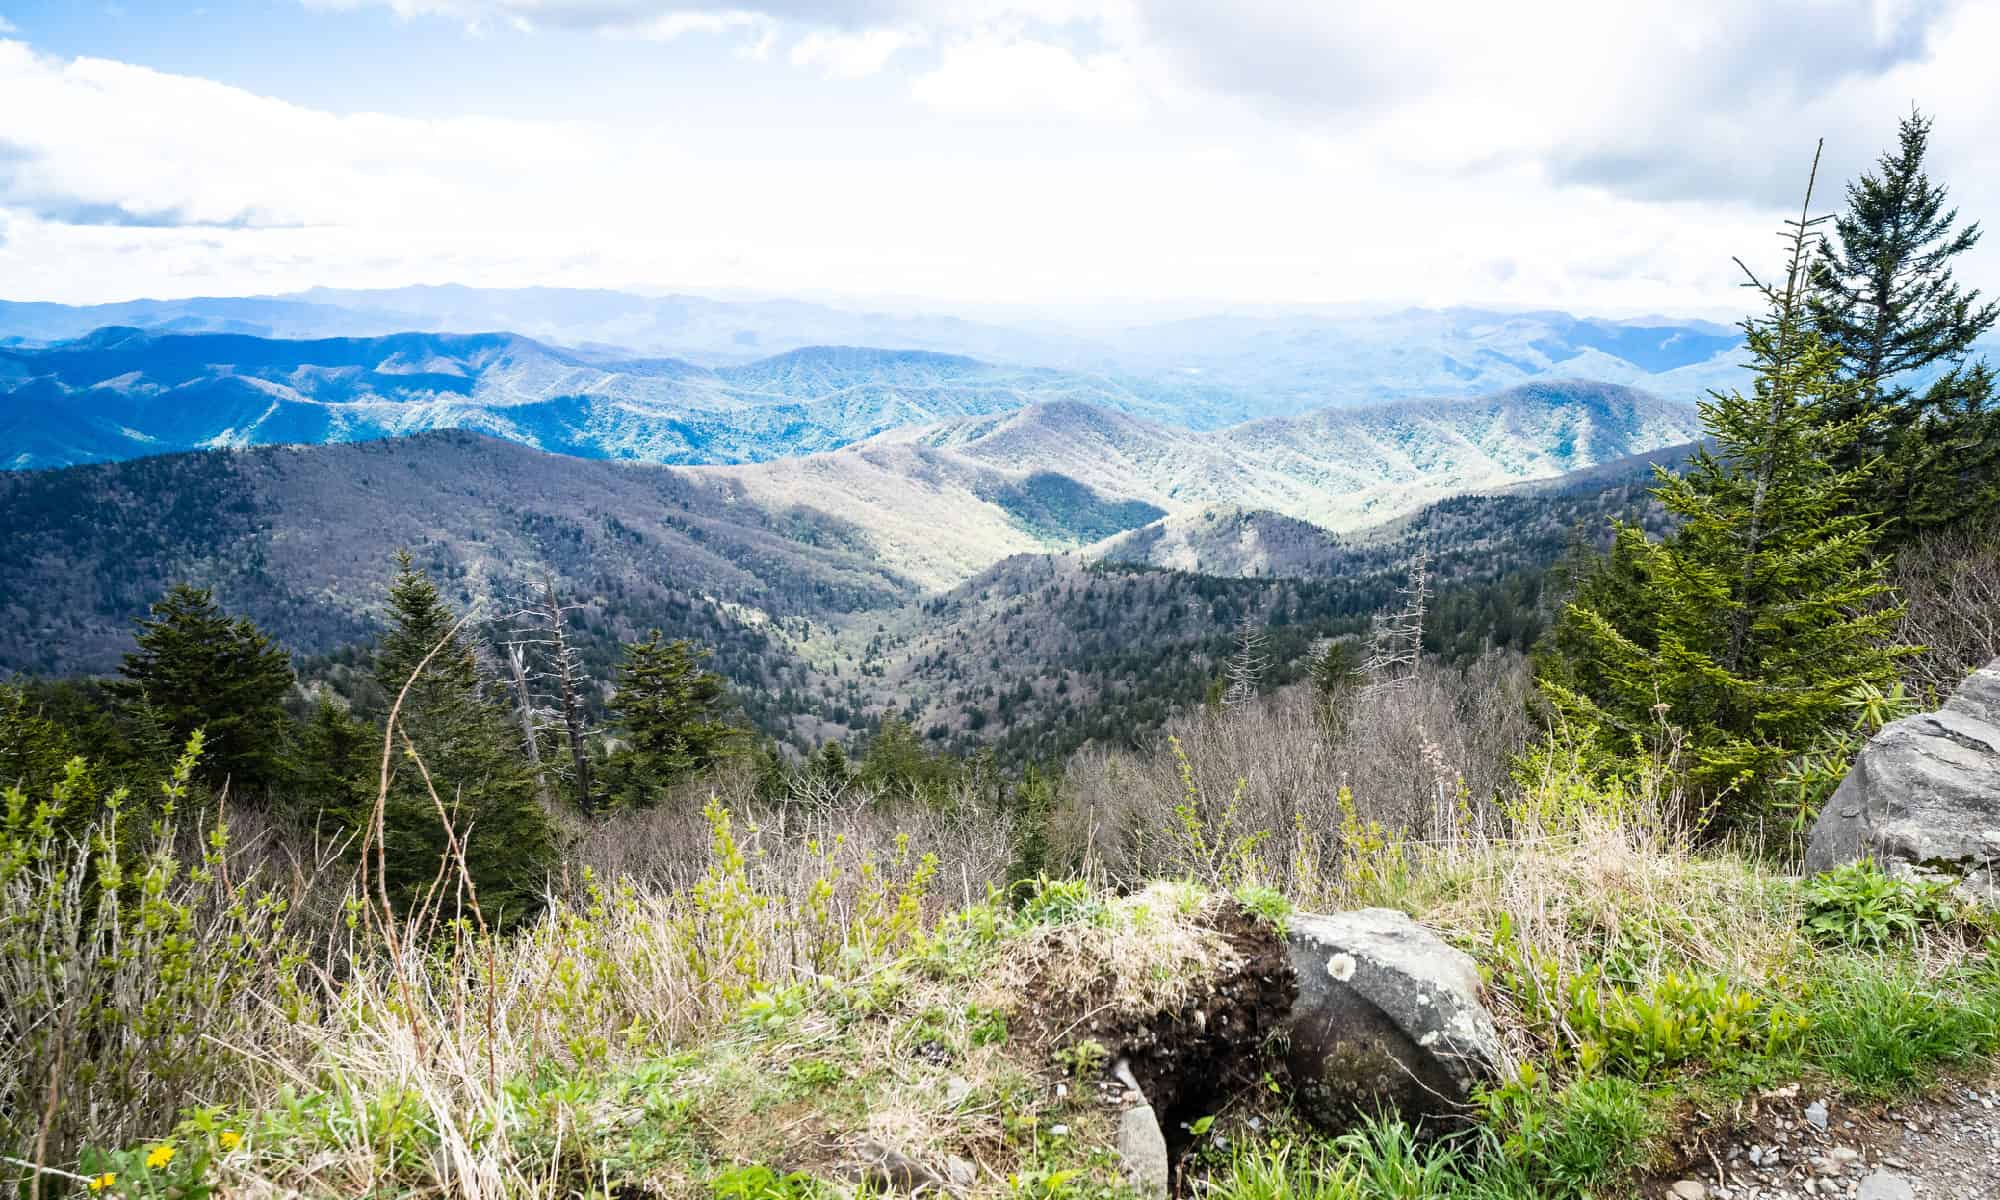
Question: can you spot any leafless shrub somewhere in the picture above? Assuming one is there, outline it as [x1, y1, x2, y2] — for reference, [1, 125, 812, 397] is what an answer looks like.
[562, 761, 1015, 913]
[1053, 649, 1535, 887]
[1893, 524, 2000, 700]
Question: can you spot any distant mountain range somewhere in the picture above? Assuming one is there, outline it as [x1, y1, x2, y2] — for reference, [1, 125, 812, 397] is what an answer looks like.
[0, 286, 1755, 417]
[0, 329, 1257, 471]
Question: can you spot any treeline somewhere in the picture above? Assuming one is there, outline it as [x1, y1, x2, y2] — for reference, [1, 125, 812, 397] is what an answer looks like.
[4, 556, 775, 925]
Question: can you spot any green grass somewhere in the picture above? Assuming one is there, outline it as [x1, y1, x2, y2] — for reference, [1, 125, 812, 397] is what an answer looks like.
[1802, 951, 2000, 1097]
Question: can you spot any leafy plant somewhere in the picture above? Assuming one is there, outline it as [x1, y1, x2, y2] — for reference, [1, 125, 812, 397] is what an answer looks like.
[1053, 1038, 1109, 1083]
[1567, 970, 1805, 1077]
[1801, 860, 1955, 948]
[1232, 882, 1293, 932]
[711, 1163, 827, 1200]
[1016, 877, 1105, 927]
[1476, 1066, 1659, 1196]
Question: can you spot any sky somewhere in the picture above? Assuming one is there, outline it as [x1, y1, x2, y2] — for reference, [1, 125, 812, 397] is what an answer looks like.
[0, 0, 1996, 320]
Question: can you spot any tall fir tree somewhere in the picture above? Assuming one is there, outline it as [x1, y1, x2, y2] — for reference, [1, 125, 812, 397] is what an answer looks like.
[1542, 150, 1908, 826]
[113, 584, 296, 796]
[294, 696, 376, 826]
[605, 631, 740, 806]
[367, 553, 555, 926]
[1809, 110, 2000, 537]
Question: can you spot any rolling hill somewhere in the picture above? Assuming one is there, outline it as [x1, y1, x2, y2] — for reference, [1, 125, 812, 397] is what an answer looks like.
[0, 329, 1262, 471]
[872, 381, 1701, 532]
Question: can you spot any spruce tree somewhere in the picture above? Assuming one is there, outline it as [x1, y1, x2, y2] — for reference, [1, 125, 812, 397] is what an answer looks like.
[1005, 764, 1059, 893]
[1543, 150, 1908, 826]
[294, 696, 375, 826]
[605, 631, 740, 805]
[1810, 110, 2000, 537]
[1533, 532, 1657, 700]
[114, 584, 295, 796]
[369, 553, 554, 926]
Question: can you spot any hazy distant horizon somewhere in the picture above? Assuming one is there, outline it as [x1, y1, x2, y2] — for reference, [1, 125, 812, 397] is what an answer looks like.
[2, 279, 1750, 333]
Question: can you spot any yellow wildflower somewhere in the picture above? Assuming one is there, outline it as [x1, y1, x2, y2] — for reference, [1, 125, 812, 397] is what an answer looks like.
[89, 1174, 116, 1193]
[218, 1130, 242, 1152]
[145, 1144, 175, 1170]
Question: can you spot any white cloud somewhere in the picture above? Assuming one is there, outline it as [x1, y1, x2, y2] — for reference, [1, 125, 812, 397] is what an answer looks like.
[911, 33, 1146, 119]
[790, 27, 922, 78]
[2, 2, 1997, 316]
[634, 9, 767, 40]
[300, 0, 905, 34]
[0, 18, 16, 35]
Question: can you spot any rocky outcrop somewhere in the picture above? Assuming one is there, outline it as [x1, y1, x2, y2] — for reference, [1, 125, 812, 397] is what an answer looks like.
[1804, 661, 2000, 901]
[1281, 908, 1507, 1129]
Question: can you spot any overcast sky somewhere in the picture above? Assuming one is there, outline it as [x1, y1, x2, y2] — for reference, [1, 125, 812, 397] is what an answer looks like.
[0, 0, 1994, 319]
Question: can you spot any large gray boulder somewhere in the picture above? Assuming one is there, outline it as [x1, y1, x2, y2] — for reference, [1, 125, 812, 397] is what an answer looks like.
[1804, 661, 2000, 901]
[1282, 908, 1507, 1130]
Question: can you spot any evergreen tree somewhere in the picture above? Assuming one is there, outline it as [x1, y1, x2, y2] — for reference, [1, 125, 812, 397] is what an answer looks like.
[1543, 151, 1908, 826]
[1310, 640, 1362, 700]
[605, 631, 740, 805]
[810, 740, 852, 789]
[1810, 110, 2000, 537]
[368, 553, 554, 926]
[1005, 764, 1059, 893]
[1533, 532, 1657, 698]
[113, 584, 296, 796]
[294, 696, 376, 827]
[856, 716, 961, 803]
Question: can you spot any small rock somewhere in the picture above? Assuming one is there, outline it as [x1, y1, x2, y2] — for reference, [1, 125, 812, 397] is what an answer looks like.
[942, 1076, 973, 1108]
[1117, 1105, 1170, 1200]
[943, 1157, 976, 1190]
[1805, 1100, 1829, 1131]
[1671, 1180, 1707, 1200]
[839, 1142, 953, 1196]
[1855, 1171, 1915, 1200]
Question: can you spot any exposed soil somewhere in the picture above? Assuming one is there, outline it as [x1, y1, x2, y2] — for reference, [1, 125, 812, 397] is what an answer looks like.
[1027, 900, 1298, 1166]
[1649, 1073, 2000, 1199]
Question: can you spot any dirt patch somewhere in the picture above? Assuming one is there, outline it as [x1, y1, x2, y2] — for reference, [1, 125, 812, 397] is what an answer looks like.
[1021, 898, 1297, 1162]
[1648, 1073, 2000, 1199]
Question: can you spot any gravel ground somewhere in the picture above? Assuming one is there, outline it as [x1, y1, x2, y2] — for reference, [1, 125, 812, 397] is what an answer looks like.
[1651, 1076, 2000, 1200]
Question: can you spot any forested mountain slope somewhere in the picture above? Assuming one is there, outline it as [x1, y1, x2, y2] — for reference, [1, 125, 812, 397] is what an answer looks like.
[0, 431, 919, 677]
[0, 421, 1686, 758]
